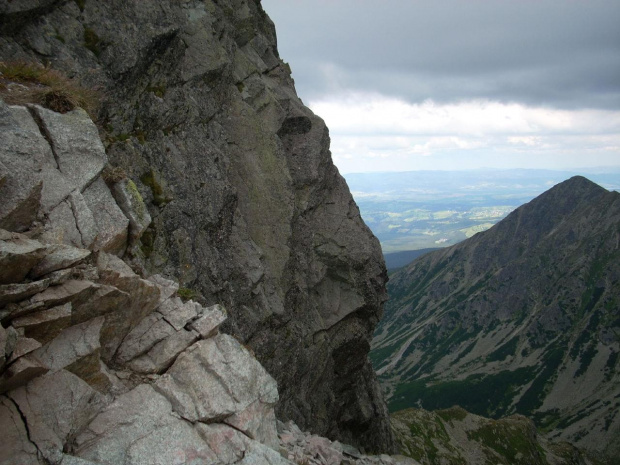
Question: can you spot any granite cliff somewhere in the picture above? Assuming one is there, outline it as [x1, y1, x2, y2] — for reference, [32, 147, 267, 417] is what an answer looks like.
[372, 176, 620, 461]
[0, 0, 393, 456]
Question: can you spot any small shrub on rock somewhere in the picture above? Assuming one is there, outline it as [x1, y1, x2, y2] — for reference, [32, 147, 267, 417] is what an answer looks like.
[0, 61, 99, 117]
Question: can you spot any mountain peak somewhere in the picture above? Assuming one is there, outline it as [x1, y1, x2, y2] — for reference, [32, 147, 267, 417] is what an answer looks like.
[524, 175, 608, 214]
[544, 174, 607, 198]
[372, 175, 620, 459]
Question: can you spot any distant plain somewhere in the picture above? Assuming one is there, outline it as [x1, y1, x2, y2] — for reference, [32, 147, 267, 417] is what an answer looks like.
[344, 169, 620, 254]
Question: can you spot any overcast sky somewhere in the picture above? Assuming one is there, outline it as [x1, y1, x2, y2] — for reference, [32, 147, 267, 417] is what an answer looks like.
[261, 0, 620, 173]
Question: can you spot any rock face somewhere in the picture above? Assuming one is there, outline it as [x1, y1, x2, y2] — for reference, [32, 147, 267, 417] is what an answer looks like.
[0, 0, 392, 452]
[372, 176, 620, 460]
[0, 228, 288, 465]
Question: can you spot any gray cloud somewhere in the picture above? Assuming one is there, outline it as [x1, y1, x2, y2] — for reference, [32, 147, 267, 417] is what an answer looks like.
[261, 0, 620, 109]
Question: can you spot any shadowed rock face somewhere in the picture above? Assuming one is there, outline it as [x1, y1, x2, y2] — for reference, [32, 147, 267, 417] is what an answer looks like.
[0, 0, 393, 452]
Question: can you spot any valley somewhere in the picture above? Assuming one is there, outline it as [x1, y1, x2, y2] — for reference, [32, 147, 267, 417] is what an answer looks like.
[366, 175, 620, 463]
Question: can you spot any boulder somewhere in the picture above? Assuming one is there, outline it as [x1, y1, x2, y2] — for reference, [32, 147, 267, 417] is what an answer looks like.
[74, 384, 204, 465]
[30, 105, 107, 193]
[59, 456, 104, 465]
[157, 296, 200, 331]
[237, 436, 294, 465]
[147, 275, 179, 302]
[0, 230, 46, 284]
[127, 328, 198, 374]
[70, 283, 128, 325]
[0, 354, 49, 394]
[0, 396, 40, 465]
[96, 252, 161, 319]
[154, 334, 278, 443]
[7, 336, 41, 363]
[82, 177, 129, 255]
[195, 423, 247, 464]
[124, 421, 218, 465]
[188, 303, 227, 338]
[225, 398, 279, 449]
[9, 370, 107, 464]
[109, 179, 152, 242]
[0, 103, 50, 232]
[11, 303, 73, 344]
[39, 199, 85, 247]
[114, 312, 176, 364]
[29, 244, 91, 279]
[68, 190, 99, 249]
[14, 280, 99, 323]
[0, 279, 51, 308]
[33, 316, 104, 372]
[93, 253, 162, 361]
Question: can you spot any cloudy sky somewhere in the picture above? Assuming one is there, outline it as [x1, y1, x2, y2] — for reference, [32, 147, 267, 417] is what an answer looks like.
[261, 0, 620, 174]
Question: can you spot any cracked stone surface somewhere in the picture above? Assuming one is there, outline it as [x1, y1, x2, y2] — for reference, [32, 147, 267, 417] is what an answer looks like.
[154, 335, 278, 433]
[0, 0, 396, 458]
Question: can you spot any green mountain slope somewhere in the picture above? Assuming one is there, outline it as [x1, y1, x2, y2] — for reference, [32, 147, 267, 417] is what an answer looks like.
[372, 176, 620, 460]
[391, 407, 591, 465]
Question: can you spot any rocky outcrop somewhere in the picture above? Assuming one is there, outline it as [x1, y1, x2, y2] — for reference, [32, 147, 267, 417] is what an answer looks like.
[372, 176, 620, 460]
[391, 407, 589, 465]
[0, 227, 289, 464]
[0, 0, 392, 452]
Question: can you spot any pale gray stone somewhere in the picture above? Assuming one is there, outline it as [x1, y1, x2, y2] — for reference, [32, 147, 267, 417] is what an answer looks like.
[238, 436, 294, 465]
[31, 106, 107, 193]
[74, 384, 180, 465]
[147, 275, 179, 302]
[30, 244, 91, 279]
[0, 230, 46, 284]
[60, 455, 104, 465]
[9, 370, 107, 464]
[125, 421, 217, 465]
[83, 177, 128, 256]
[189, 303, 227, 338]
[0, 102, 81, 227]
[154, 334, 278, 426]
[40, 199, 84, 247]
[7, 336, 41, 363]
[94, 253, 161, 360]
[109, 179, 151, 242]
[127, 329, 198, 374]
[0, 354, 49, 394]
[224, 398, 279, 449]
[33, 316, 104, 371]
[157, 296, 199, 331]
[11, 303, 73, 344]
[25, 279, 98, 317]
[0, 396, 40, 465]
[1, 325, 18, 361]
[0, 279, 51, 308]
[0, 104, 49, 232]
[114, 312, 176, 364]
[68, 191, 98, 249]
[195, 423, 246, 464]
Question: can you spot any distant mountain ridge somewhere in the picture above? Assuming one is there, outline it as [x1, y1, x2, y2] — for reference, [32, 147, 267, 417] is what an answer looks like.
[372, 176, 620, 461]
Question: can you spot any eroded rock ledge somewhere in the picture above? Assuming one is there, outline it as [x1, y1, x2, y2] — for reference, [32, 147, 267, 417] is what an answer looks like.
[0, 89, 398, 462]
